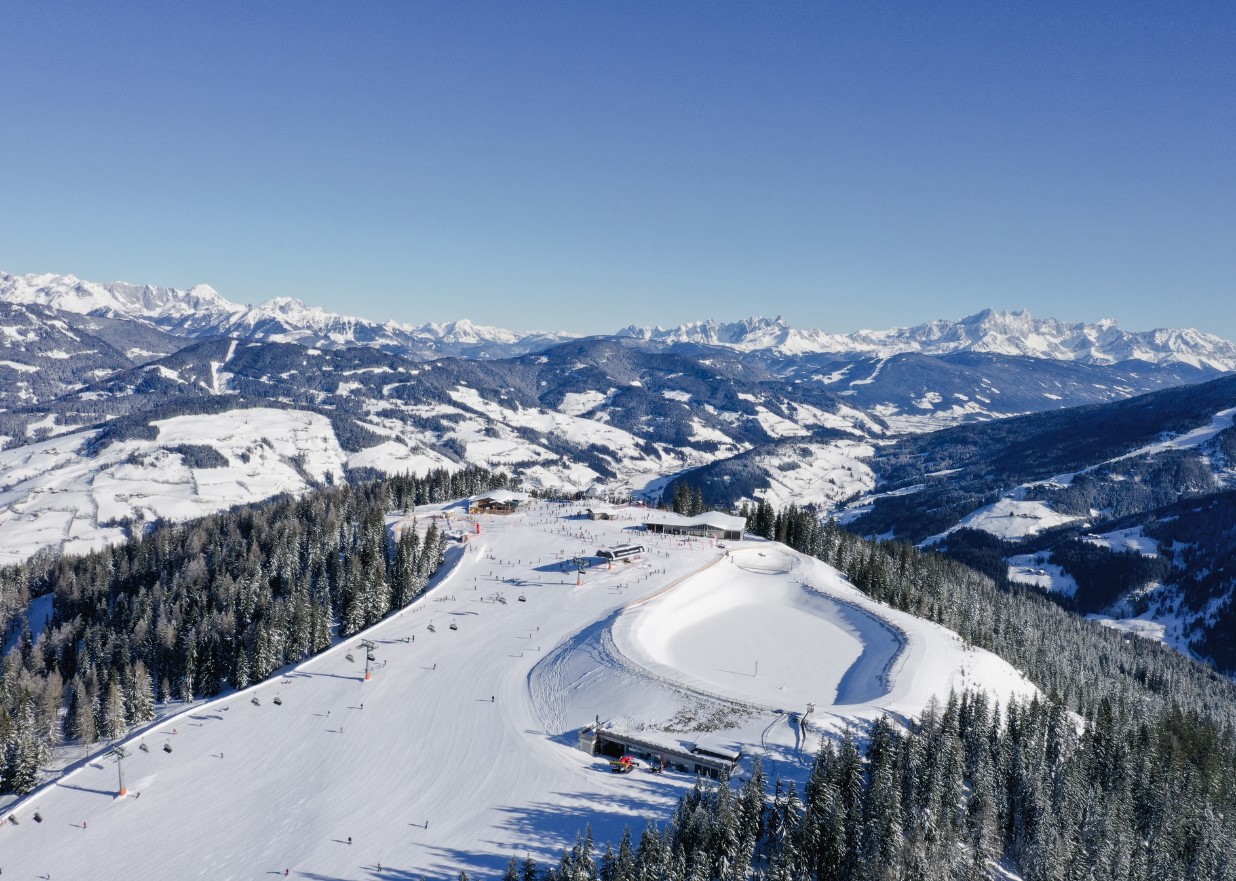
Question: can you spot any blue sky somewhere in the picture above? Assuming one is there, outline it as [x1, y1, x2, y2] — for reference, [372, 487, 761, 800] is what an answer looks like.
[1, 2, 1232, 336]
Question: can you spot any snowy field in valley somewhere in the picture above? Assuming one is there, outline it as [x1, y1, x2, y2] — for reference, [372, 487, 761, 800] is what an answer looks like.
[744, 440, 876, 512]
[1081, 526, 1160, 556]
[923, 498, 1081, 544]
[1, 501, 1034, 880]
[0, 409, 350, 566]
[0, 400, 751, 567]
[1006, 554, 1079, 596]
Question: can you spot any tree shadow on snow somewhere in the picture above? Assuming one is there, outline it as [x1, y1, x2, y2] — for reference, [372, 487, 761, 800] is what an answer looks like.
[400, 782, 683, 880]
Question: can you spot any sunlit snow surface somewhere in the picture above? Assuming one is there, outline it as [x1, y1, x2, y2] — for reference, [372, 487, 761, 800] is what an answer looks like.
[1, 502, 1034, 881]
[1006, 554, 1079, 597]
[923, 498, 1082, 544]
[0, 409, 347, 565]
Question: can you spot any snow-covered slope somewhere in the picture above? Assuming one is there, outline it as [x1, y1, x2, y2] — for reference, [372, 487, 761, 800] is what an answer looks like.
[0, 409, 349, 565]
[0, 502, 1035, 880]
[0, 302, 185, 409]
[619, 309, 1236, 371]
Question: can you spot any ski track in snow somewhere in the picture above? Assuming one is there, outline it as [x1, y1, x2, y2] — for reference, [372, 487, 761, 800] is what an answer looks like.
[1, 502, 1035, 881]
[848, 358, 887, 386]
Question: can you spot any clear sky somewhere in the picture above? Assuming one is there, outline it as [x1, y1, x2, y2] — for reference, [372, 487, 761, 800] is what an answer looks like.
[1, 2, 1232, 337]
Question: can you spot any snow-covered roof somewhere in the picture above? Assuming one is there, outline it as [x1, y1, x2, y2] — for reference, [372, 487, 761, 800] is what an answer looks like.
[692, 737, 742, 762]
[469, 489, 531, 504]
[647, 511, 746, 531]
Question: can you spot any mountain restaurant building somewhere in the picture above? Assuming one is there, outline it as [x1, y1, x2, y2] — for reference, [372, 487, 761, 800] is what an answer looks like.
[466, 490, 531, 515]
[644, 511, 746, 542]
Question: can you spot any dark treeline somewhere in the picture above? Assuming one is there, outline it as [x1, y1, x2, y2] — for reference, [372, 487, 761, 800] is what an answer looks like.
[0, 466, 509, 795]
[669, 482, 708, 516]
[536, 500, 1236, 881]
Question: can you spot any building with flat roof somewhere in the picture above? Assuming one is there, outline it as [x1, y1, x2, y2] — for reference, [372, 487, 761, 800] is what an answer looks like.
[577, 724, 740, 778]
[645, 511, 746, 541]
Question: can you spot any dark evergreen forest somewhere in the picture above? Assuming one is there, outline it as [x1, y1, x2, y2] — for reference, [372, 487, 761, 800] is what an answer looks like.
[0, 466, 509, 795]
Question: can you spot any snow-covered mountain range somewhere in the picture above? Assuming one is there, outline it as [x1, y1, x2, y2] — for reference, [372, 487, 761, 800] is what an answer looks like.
[619, 310, 1236, 371]
[0, 272, 577, 359]
[5, 271, 1236, 370]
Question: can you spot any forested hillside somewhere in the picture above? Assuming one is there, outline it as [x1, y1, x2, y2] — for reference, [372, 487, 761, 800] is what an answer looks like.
[0, 466, 508, 795]
[848, 373, 1236, 543]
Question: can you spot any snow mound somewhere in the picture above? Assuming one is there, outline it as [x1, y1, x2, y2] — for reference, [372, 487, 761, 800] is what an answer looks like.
[612, 549, 904, 708]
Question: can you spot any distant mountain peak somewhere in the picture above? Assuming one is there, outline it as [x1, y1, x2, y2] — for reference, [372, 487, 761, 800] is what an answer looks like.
[0, 271, 578, 360]
[4, 271, 1233, 371]
[621, 310, 1236, 371]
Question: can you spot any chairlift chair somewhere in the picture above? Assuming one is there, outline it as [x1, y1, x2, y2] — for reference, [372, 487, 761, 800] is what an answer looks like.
[251, 696, 260, 706]
[139, 742, 149, 753]
[345, 653, 355, 662]
[366, 653, 375, 661]
[273, 696, 283, 706]
[163, 743, 173, 753]
[449, 621, 458, 631]
[427, 624, 436, 633]
[518, 594, 526, 602]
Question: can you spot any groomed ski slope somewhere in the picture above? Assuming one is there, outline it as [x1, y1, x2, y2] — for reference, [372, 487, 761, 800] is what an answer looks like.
[2, 501, 1034, 880]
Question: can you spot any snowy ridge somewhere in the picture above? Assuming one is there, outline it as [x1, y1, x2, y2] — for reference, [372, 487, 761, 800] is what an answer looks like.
[619, 309, 1236, 371]
[8, 272, 1235, 369]
[0, 271, 578, 359]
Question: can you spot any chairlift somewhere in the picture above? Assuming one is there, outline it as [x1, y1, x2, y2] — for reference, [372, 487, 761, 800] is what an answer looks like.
[517, 594, 526, 602]
[366, 653, 376, 662]
[163, 743, 173, 754]
[427, 624, 436, 633]
[345, 653, 355, 662]
[33, 812, 43, 823]
[449, 621, 458, 631]
[251, 696, 261, 706]
[496, 595, 507, 605]
[139, 742, 149, 753]
[273, 696, 283, 706]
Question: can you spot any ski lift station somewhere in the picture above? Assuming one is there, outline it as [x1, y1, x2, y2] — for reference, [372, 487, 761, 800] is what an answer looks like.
[466, 490, 531, 515]
[577, 723, 741, 778]
[595, 543, 646, 562]
[644, 511, 747, 542]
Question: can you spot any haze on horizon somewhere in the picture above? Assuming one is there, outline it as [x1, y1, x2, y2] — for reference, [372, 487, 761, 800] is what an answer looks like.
[0, 2, 1232, 339]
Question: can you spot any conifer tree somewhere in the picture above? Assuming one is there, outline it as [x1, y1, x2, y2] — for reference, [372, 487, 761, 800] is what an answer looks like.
[127, 661, 156, 725]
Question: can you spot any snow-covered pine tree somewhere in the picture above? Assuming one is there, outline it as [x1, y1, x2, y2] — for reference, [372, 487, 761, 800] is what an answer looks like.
[126, 660, 156, 725]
